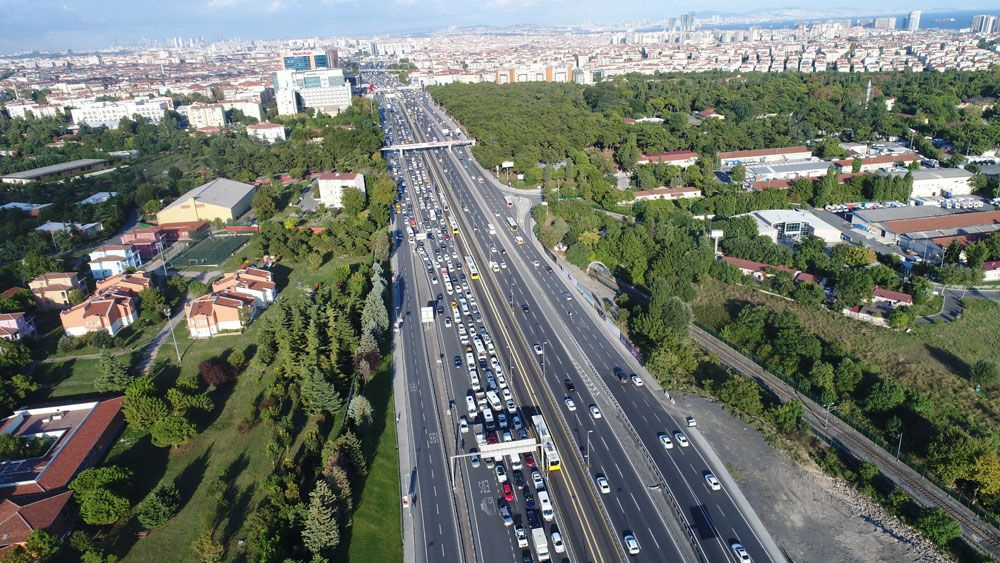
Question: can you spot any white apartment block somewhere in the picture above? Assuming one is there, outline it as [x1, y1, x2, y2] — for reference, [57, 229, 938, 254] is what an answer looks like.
[70, 97, 172, 128]
[88, 245, 143, 280]
[316, 172, 365, 208]
[3, 101, 63, 120]
[220, 100, 263, 121]
[187, 103, 227, 129]
[246, 123, 287, 143]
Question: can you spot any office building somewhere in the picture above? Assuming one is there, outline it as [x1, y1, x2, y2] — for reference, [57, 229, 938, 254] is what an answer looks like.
[971, 15, 1000, 34]
[738, 209, 842, 244]
[281, 49, 338, 71]
[273, 68, 352, 116]
[883, 168, 973, 198]
[69, 97, 172, 128]
[873, 17, 897, 30]
[907, 10, 922, 31]
[186, 103, 227, 129]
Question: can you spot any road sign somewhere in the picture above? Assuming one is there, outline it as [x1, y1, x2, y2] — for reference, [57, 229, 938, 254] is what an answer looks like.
[478, 438, 539, 459]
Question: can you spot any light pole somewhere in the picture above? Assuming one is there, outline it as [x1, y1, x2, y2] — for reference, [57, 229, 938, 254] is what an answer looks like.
[896, 432, 903, 460]
[164, 307, 181, 363]
[822, 402, 839, 428]
[586, 430, 594, 468]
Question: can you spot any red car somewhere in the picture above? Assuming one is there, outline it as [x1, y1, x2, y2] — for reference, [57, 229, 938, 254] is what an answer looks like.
[487, 432, 499, 445]
[523, 453, 535, 468]
[502, 482, 514, 502]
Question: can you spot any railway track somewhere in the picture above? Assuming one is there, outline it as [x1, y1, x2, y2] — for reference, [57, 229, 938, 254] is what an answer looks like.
[690, 326, 1000, 557]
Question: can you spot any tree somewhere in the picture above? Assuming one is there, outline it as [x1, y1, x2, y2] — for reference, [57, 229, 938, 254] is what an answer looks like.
[942, 240, 963, 265]
[717, 375, 763, 417]
[361, 285, 389, 336]
[808, 362, 835, 394]
[79, 488, 131, 526]
[830, 244, 876, 267]
[0, 340, 31, 374]
[348, 395, 374, 428]
[124, 393, 169, 432]
[888, 306, 915, 331]
[858, 461, 879, 482]
[138, 484, 182, 529]
[834, 358, 863, 396]
[94, 350, 133, 392]
[767, 400, 804, 434]
[369, 229, 390, 262]
[24, 529, 62, 560]
[67, 289, 87, 306]
[301, 368, 342, 415]
[142, 199, 164, 215]
[302, 480, 340, 556]
[199, 359, 235, 387]
[864, 379, 906, 413]
[914, 508, 961, 546]
[341, 187, 365, 215]
[792, 281, 826, 308]
[227, 349, 246, 373]
[970, 360, 999, 387]
[190, 532, 223, 563]
[139, 287, 168, 324]
[729, 163, 746, 183]
[973, 451, 1000, 497]
[149, 415, 197, 447]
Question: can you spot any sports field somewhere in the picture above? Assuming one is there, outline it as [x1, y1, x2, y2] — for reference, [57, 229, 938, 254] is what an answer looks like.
[174, 235, 251, 266]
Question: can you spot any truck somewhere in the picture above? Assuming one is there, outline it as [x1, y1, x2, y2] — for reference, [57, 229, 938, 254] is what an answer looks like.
[473, 423, 486, 447]
[531, 525, 550, 561]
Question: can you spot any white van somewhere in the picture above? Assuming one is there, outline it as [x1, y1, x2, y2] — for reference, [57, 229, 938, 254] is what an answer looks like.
[538, 491, 554, 521]
[488, 223, 496, 235]
[509, 452, 522, 471]
[486, 390, 503, 412]
[466, 396, 477, 417]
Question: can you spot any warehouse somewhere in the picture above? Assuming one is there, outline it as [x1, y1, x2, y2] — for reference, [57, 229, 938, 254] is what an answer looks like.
[156, 178, 255, 224]
[0, 159, 107, 185]
[737, 209, 842, 245]
[869, 209, 1000, 260]
[745, 160, 831, 182]
[882, 168, 973, 198]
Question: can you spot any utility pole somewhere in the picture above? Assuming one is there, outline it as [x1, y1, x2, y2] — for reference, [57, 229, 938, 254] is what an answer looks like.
[164, 307, 181, 362]
[586, 430, 594, 468]
[896, 432, 903, 460]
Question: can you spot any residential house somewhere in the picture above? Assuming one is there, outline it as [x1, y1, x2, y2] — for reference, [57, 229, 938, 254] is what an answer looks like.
[185, 291, 258, 338]
[120, 221, 209, 259]
[28, 273, 86, 310]
[211, 267, 276, 304]
[871, 287, 914, 307]
[88, 245, 142, 280]
[0, 398, 124, 551]
[0, 313, 36, 341]
[316, 172, 366, 208]
[59, 289, 138, 337]
[635, 150, 699, 168]
[95, 272, 153, 294]
[984, 260, 1000, 282]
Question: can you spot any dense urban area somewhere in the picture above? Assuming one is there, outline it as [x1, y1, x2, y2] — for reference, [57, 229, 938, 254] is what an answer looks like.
[0, 5, 998, 563]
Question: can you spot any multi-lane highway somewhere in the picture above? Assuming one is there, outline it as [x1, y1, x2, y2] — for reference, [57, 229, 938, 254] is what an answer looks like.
[379, 71, 781, 563]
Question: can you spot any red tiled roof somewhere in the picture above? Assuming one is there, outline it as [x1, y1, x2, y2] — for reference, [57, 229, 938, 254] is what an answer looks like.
[633, 187, 701, 197]
[0, 491, 73, 546]
[36, 397, 124, 491]
[983, 260, 1000, 271]
[883, 210, 1000, 235]
[873, 287, 913, 304]
[0, 288, 26, 298]
[833, 153, 919, 167]
[640, 150, 698, 163]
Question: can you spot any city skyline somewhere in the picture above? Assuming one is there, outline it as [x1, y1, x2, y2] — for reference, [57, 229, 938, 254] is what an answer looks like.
[2, 1, 999, 53]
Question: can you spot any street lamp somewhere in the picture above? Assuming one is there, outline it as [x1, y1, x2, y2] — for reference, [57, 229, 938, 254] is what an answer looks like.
[822, 402, 838, 428]
[164, 307, 181, 363]
[586, 430, 594, 468]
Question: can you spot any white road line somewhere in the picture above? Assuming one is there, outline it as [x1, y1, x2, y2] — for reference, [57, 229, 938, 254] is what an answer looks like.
[615, 462, 624, 477]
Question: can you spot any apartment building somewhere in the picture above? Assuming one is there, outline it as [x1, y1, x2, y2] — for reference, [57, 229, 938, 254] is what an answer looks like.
[185, 291, 258, 338]
[316, 172, 365, 208]
[28, 272, 86, 310]
[69, 97, 172, 128]
[88, 245, 143, 280]
[60, 288, 138, 337]
[0, 313, 37, 341]
[211, 267, 276, 304]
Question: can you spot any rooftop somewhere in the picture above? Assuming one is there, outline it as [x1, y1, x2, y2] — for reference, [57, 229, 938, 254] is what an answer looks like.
[719, 146, 810, 159]
[160, 178, 255, 213]
[0, 159, 106, 181]
[882, 209, 1000, 235]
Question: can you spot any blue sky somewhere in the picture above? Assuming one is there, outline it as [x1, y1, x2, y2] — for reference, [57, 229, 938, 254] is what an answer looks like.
[0, 0, 994, 53]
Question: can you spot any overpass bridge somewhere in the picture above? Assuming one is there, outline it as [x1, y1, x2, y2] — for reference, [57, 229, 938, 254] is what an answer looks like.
[380, 139, 474, 153]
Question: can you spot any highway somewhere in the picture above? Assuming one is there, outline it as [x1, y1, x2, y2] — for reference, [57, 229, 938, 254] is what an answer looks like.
[400, 86, 784, 562]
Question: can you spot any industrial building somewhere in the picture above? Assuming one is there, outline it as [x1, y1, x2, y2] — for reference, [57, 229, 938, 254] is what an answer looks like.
[738, 209, 843, 245]
[156, 178, 255, 224]
[718, 146, 811, 167]
[853, 206, 1000, 260]
[745, 160, 831, 182]
[883, 168, 974, 198]
[1, 159, 107, 185]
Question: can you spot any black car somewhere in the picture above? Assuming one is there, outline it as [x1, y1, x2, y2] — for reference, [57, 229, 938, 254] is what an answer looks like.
[512, 470, 525, 487]
[437, 306, 444, 315]
[564, 379, 576, 393]
[436, 293, 443, 301]
[522, 304, 530, 314]
[522, 550, 534, 563]
[524, 491, 535, 511]
[454, 356, 462, 368]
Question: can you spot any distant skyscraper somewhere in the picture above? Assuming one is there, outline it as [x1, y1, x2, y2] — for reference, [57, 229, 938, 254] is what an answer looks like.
[907, 10, 922, 31]
[873, 17, 897, 30]
[281, 50, 338, 71]
[971, 15, 1000, 33]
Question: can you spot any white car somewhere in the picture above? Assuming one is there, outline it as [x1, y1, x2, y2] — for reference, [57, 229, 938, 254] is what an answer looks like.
[590, 405, 602, 419]
[532, 470, 545, 491]
[515, 526, 529, 548]
[532, 260, 540, 267]
[623, 533, 640, 555]
[731, 542, 751, 562]
[631, 373, 643, 386]
[564, 397, 577, 412]
[533, 344, 543, 355]
[705, 472, 721, 491]
[674, 432, 690, 447]
[596, 474, 611, 494]
[505, 399, 517, 414]
[458, 416, 469, 433]
[495, 463, 507, 483]
[659, 433, 674, 449]
[444, 317, 452, 328]
[552, 531, 566, 553]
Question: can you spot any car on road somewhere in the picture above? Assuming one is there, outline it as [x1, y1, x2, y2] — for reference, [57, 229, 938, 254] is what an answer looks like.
[515, 526, 529, 548]
[532, 260, 540, 267]
[495, 463, 507, 483]
[596, 474, 611, 494]
[631, 373, 643, 386]
[623, 533, 640, 555]
[524, 452, 535, 468]
[502, 482, 514, 501]
[500, 504, 513, 527]
[533, 344, 543, 355]
[523, 490, 535, 510]
[444, 317, 452, 327]
[454, 356, 462, 368]
[546, 266, 553, 273]
[674, 432, 690, 447]
[731, 542, 751, 561]
[458, 416, 468, 433]
[564, 378, 576, 393]
[686, 416, 697, 427]
[512, 470, 525, 487]
[552, 532, 565, 554]
[470, 448, 480, 468]
[614, 368, 628, 384]
[522, 304, 530, 314]
[705, 472, 721, 491]
[562, 291, 572, 300]
[564, 397, 577, 412]
[658, 432, 674, 449]
[531, 470, 545, 491]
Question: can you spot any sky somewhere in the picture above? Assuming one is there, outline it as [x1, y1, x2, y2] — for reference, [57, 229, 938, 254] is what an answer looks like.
[0, 0, 996, 53]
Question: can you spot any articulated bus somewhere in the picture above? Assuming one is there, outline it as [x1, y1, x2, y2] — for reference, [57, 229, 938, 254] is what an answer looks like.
[449, 216, 460, 234]
[531, 415, 561, 471]
[505, 216, 518, 232]
[504, 195, 514, 209]
[464, 255, 480, 280]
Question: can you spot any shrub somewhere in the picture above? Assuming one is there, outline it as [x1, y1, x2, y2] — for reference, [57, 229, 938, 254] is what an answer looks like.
[198, 360, 235, 387]
[138, 484, 182, 529]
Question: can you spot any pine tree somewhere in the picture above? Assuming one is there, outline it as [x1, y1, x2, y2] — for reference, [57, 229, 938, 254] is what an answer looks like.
[304, 307, 322, 369]
[300, 368, 342, 415]
[94, 350, 134, 392]
[348, 395, 373, 428]
[302, 481, 339, 556]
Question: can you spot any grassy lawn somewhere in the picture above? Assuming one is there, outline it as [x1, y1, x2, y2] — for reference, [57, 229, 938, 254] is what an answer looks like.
[345, 359, 402, 562]
[692, 279, 1000, 434]
[36, 319, 166, 360]
[32, 353, 136, 398]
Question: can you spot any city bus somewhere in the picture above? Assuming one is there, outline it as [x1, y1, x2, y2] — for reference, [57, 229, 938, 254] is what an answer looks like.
[531, 415, 560, 471]
[464, 255, 480, 280]
[504, 195, 514, 209]
[449, 216, 460, 235]
[506, 216, 518, 232]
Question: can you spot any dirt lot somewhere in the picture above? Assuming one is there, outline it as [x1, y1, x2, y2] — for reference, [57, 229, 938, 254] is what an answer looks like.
[672, 393, 946, 563]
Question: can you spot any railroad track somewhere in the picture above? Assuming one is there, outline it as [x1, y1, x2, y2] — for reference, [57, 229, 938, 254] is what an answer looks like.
[690, 326, 1000, 557]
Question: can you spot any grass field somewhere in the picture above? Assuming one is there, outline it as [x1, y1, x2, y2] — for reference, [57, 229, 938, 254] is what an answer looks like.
[173, 235, 251, 267]
[692, 279, 1000, 434]
[33, 353, 138, 398]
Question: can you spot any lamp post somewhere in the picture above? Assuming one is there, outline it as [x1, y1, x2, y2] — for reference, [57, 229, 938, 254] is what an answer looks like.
[164, 307, 181, 363]
[822, 402, 838, 428]
[896, 432, 903, 460]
